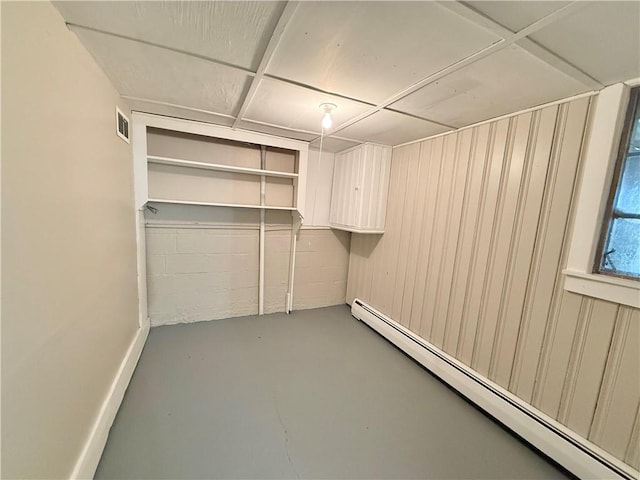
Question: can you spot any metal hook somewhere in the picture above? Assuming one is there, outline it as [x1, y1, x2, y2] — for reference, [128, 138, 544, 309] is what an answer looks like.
[146, 204, 158, 214]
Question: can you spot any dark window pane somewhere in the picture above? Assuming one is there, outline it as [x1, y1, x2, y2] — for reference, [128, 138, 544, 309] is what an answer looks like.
[601, 218, 640, 277]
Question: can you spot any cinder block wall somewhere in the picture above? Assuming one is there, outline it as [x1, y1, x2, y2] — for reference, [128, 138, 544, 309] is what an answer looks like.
[146, 219, 350, 326]
[146, 227, 260, 325]
[293, 229, 350, 309]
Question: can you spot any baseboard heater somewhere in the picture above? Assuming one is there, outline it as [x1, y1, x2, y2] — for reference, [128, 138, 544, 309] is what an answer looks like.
[351, 298, 637, 480]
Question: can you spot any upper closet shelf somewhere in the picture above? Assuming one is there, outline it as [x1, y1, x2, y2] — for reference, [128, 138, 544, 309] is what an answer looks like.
[148, 198, 298, 211]
[147, 155, 299, 179]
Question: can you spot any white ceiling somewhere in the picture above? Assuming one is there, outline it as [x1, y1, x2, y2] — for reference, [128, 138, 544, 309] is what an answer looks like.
[54, 1, 640, 152]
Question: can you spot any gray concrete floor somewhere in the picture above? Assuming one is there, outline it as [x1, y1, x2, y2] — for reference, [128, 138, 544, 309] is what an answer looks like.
[96, 305, 574, 479]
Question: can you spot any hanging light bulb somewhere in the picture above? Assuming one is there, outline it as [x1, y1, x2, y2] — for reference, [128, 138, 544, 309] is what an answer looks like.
[319, 103, 337, 130]
[322, 111, 333, 129]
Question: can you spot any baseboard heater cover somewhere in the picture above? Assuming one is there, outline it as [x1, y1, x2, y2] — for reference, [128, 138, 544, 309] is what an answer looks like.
[351, 299, 637, 480]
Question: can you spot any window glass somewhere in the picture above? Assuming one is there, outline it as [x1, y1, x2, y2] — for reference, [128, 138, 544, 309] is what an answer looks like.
[597, 87, 640, 279]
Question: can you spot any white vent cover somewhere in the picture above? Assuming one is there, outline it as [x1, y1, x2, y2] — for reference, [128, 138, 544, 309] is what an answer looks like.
[115, 106, 130, 143]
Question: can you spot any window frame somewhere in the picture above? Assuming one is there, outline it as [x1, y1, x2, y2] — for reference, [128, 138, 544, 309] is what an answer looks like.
[563, 80, 640, 308]
[593, 86, 640, 280]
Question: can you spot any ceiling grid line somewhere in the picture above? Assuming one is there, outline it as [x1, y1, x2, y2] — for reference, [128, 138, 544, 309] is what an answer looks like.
[314, 0, 599, 143]
[56, 1, 639, 151]
[66, 22, 256, 76]
[121, 96, 237, 120]
[124, 95, 365, 145]
[442, 2, 602, 89]
[232, 1, 300, 129]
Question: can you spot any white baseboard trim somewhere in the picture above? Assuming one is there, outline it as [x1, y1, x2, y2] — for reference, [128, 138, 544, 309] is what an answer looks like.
[70, 324, 149, 479]
[351, 299, 638, 480]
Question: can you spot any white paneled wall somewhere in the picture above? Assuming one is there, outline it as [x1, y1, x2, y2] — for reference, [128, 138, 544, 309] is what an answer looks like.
[304, 148, 335, 227]
[347, 96, 640, 471]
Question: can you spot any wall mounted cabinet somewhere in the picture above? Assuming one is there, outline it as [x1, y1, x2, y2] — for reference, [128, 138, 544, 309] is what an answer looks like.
[329, 143, 392, 234]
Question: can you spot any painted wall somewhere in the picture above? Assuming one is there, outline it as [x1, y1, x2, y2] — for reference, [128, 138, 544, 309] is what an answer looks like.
[144, 144, 347, 326]
[146, 128, 297, 208]
[145, 210, 350, 326]
[305, 148, 335, 227]
[347, 97, 639, 469]
[1, 2, 139, 478]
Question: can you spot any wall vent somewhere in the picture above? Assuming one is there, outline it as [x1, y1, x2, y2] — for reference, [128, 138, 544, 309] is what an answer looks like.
[116, 106, 130, 143]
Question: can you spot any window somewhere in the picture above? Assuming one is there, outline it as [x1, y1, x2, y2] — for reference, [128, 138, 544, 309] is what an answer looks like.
[563, 81, 640, 308]
[594, 87, 640, 279]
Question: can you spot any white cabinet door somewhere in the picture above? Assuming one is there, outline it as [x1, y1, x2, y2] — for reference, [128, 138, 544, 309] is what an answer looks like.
[330, 143, 391, 233]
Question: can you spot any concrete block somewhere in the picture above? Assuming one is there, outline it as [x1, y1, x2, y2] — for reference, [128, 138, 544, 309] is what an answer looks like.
[146, 255, 166, 276]
[166, 254, 210, 274]
[265, 232, 291, 253]
[176, 230, 258, 254]
[146, 231, 177, 254]
[147, 275, 176, 297]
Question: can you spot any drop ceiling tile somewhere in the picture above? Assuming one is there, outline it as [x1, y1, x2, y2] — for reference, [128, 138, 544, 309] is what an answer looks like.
[267, 2, 499, 104]
[338, 110, 450, 146]
[529, 1, 640, 85]
[235, 120, 317, 142]
[465, 1, 570, 32]
[309, 137, 362, 154]
[54, 1, 286, 70]
[244, 78, 373, 134]
[71, 27, 251, 116]
[126, 99, 236, 128]
[391, 44, 589, 128]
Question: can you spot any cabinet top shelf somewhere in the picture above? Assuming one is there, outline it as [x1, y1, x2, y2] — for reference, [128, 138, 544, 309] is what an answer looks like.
[147, 155, 298, 179]
[148, 198, 298, 212]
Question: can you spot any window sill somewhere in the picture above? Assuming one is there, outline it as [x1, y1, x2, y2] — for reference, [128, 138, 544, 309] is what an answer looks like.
[563, 269, 639, 308]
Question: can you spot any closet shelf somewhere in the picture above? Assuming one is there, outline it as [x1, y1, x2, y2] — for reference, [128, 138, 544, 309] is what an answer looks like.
[148, 155, 298, 179]
[148, 198, 298, 211]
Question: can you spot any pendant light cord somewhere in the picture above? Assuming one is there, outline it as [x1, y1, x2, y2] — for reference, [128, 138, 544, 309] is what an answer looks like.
[318, 126, 325, 161]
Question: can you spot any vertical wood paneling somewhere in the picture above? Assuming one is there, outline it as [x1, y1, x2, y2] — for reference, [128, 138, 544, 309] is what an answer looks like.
[363, 235, 379, 303]
[443, 125, 490, 355]
[490, 106, 558, 386]
[592, 308, 640, 458]
[345, 96, 638, 469]
[458, 119, 509, 366]
[391, 144, 421, 325]
[399, 143, 427, 327]
[346, 236, 358, 304]
[423, 135, 463, 346]
[535, 290, 584, 417]
[408, 141, 436, 334]
[473, 113, 532, 376]
[561, 299, 617, 437]
[511, 98, 590, 403]
[433, 129, 473, 349]
[626, 403, 640, 469]
[374, 146, 409, 313]
[589, 307, 633, 443]
[418, 136, 447, 340]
